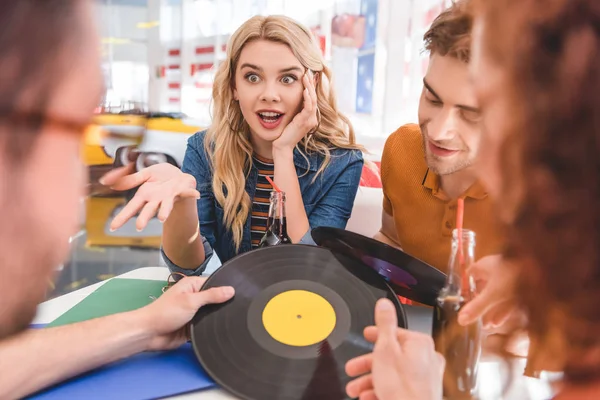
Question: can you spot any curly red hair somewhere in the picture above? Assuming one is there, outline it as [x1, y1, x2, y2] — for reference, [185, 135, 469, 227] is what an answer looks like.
[475, 0, 600, 382]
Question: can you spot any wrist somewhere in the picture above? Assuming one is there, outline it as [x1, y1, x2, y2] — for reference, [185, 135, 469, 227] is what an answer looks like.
[272, 145, 294, 161]
[128, 307, 159, 352]
[173, 196, 198, 210]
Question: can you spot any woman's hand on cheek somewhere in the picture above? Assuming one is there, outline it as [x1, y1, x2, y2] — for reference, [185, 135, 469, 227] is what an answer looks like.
[273, 72, 318, 153]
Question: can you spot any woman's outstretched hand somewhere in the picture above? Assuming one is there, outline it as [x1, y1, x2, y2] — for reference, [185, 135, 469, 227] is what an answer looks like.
[100, 163, 199, 232]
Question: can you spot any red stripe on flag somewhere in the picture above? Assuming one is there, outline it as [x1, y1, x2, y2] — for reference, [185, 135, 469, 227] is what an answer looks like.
[191, 63, 214, 75]
[196, 63, 213, 71]
[196, 46, 215, 55]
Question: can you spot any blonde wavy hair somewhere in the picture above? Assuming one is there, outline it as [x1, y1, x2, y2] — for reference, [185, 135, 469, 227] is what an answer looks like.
[205, 15, 369, 250]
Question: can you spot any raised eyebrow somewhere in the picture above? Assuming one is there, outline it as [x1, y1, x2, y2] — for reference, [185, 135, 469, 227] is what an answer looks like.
[279, 66, 303, 74]
[240, 63, 262, 71]
[423, 79, 441, 100]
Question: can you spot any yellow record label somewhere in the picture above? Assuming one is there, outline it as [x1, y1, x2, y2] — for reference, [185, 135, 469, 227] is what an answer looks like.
[262, 290, 336, 347]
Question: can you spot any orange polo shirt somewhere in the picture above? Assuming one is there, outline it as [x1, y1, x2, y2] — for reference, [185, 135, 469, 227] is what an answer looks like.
[381, 123, 504, 273]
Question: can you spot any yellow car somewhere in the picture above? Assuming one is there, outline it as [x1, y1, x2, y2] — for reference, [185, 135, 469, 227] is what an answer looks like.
[84, 111, 203, 170]
[82, 110, 203, 249]
[84, 196, 162, 249]
[135, 112, 203, 170]
[83, 111, 203, 196]
[82, 124, 119, 197]
[82, 124, 113, 167]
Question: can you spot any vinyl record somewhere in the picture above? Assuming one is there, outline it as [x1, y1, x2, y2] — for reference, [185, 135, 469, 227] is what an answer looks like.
[311, 227, 447, 306]
[190, 244, 405, 400]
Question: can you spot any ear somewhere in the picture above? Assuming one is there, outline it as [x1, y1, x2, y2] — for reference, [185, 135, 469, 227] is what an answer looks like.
[232, 87, 239, 101]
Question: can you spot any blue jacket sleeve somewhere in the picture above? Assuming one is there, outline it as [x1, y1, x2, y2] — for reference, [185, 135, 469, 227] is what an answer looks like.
[161, 237, 214, 276]
[161, 131, 217, 276]
[299, 150, 364, 245]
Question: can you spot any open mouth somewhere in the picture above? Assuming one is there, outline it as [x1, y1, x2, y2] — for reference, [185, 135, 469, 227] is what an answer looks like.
[258, 112, 284, 123]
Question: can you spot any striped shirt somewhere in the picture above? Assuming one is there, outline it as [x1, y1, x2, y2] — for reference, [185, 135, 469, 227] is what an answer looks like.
[251, 154, 274, 248]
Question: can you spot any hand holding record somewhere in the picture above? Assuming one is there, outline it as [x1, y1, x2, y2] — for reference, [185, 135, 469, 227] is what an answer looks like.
[345, 299, 445, 400]
[137, 276, 235, 351]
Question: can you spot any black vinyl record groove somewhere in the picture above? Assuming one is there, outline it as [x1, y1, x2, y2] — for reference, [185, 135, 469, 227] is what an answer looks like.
[312, 227, 447, 306]
[190, 244, 406, 400]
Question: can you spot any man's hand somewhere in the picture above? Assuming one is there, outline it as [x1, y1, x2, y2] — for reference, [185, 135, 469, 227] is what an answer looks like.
[459, 255, 520, 330]
[345, 299, 445, 400]
[0, 276, 233, 400]
[136, 276, 234, 351]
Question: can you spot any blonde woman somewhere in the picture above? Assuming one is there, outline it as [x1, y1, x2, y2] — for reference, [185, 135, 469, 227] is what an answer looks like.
[102, 15, 367, 275]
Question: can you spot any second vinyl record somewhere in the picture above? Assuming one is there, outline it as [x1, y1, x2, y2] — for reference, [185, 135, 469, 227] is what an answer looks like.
[190, 245, 406, 400]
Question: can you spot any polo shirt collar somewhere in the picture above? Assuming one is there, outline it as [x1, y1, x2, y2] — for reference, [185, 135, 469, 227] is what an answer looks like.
[421, 168, 488, 200]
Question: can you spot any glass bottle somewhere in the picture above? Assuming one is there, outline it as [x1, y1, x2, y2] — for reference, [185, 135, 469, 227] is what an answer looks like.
[432, 229, 482, 399]
[258, 191, 292, 247]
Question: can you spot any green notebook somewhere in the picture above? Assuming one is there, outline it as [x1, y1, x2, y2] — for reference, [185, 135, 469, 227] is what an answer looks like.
[48, 278, 166, 327]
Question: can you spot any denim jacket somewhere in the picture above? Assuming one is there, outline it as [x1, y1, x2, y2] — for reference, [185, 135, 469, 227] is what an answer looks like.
[162, 130, 364, 275]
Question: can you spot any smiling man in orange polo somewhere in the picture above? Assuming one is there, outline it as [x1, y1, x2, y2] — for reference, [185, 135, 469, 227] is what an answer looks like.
[375, 0, 504, 273]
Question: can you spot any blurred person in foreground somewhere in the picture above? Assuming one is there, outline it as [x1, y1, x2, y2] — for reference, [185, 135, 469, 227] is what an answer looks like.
[0, 1, 234, 398]
[345, 0, 600, 398]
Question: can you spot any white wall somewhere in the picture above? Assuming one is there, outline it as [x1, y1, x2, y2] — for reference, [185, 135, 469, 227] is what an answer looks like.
[95, 1, 150, 104]
[96, 3, 149, 63]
